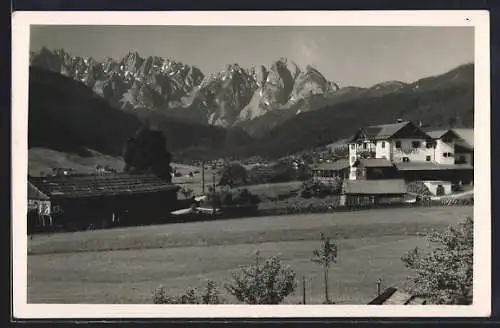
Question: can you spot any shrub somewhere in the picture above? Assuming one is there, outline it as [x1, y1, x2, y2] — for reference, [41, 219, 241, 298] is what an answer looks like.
[407, 181, 432, 196]
[218, 163, 248, 187]
[401, 217, 473, 305]
[206, 189, 261, 208]
[180, 187, 194, 199]
[300, 178, 341, 198]
[153, 280, 222, 304]
[225, 252, 297, 304]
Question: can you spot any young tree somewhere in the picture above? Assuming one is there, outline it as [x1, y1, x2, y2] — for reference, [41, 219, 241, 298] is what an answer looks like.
[311, 233, 339, 304]
[225, 251, 297, 304]
[401, 217, 473, 305]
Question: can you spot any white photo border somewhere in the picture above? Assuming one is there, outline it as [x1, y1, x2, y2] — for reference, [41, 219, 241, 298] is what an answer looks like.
[11, 10, 491, 319]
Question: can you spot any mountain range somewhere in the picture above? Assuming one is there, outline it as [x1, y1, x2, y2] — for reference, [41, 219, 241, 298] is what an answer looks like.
[30, 48, 341, 129]
[28, 47, 474, 164]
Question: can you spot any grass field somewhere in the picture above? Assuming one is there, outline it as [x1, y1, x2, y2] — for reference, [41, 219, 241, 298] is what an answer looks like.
[27, 206, 473, 304]
[28, 147, 126, 176]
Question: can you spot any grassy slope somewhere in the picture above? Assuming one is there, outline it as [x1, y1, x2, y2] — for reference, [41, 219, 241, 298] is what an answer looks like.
[28, 147, 126, 176]
[28, 207, 472, 304]
[28, 67, 256, 163]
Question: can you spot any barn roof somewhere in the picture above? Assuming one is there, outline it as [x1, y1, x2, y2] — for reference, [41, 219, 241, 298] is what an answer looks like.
[28, 181, 50, 200]
[354, 158, 394, 168]
[368, 288, 427, 305]
[343, 179, 407, 195]
[394, 162, 473, 171]
[312, 159, 350, 171]
[29, 174, 179, 199]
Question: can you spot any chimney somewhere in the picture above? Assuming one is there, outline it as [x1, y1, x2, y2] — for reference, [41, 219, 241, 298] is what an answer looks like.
[418, 121, 423, 128]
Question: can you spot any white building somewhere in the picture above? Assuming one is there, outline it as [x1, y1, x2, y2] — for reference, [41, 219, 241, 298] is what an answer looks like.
[347, 121, 473, 184]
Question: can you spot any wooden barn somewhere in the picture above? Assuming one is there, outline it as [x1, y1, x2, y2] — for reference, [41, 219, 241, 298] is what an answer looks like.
[342, 179, 407, 207]
[311, 159, 350, 181]
[29, 174, 180, 230]
[351, 158, 401, 180]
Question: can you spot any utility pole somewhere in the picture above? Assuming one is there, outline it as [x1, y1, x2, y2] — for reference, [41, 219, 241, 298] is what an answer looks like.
[302, 276, 306, 305]
[377, 278, 382, 297]
[201, 160, 205, 195]
[212, 171, 216, 192]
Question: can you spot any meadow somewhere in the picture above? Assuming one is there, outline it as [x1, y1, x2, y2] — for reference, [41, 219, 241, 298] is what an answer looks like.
[27, 206, 473, 304]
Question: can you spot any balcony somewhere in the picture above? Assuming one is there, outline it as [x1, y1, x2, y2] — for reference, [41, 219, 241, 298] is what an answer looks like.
[356, 150, 376, 159]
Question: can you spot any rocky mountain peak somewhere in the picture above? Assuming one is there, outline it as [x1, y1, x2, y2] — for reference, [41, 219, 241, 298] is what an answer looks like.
[30, 47, 344, 129]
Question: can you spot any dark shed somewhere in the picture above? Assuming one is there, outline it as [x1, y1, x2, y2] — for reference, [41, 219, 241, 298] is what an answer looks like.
[29, 173, 180, 229]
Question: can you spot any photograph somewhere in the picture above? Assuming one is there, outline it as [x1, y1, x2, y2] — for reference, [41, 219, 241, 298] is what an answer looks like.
[12, 11, 490, 319]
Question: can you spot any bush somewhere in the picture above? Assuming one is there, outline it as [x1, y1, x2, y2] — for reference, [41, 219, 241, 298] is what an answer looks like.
[401, 217, 473, 305]
[300, 178, 342, 198]
[206, 189, 261, 208]
[225, 252, 297, 304]
[153, 280, 221, 304]
[407, 181, 432, 196]
[218, 163, 248, 187]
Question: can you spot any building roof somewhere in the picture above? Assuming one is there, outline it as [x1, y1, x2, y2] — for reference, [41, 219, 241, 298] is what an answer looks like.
[28, 181, 50, 200]
[354, 158, 394, 168]
[423, 129, 449, 139]
[351, 121, 431, 142]
[312, 159, 350, 171]
[394, 162, 473, 171]
[423, 128, 461, 140]
[453, 128, 474, 151]
[364, 121, 410, 140]
[455, 142, 473, 153]
[343, 179, 407, 195]
[30, 174, 179, 199]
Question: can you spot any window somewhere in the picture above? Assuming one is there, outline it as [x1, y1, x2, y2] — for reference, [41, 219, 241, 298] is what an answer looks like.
[350, 144, 355, 150]
[363, 142, 367, 149]
[448, 152, 454, 157]
[426, 141, 434, 149]
[395, 141, 401, 149]
[426, 156, 431, 161]
[412, 141, 420, 148]
[403, 157, 410, 162]
[351, 156, 356, 163]
[459, 156, 466, 163]
[381, 141, 386, 149]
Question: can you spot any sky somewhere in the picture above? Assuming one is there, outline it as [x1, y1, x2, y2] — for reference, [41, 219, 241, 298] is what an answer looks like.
[30, 25, 474, 88]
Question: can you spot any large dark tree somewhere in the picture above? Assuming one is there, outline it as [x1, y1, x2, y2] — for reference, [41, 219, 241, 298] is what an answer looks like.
[123, 126, 173, 182]
[218, 163, 248, 187]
